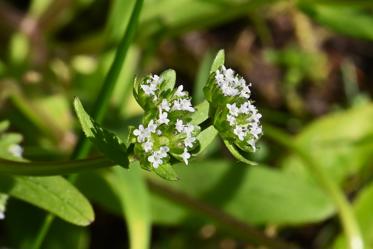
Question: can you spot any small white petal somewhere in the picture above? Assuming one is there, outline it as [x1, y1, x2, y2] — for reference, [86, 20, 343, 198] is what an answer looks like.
[181, 149, 191, 165]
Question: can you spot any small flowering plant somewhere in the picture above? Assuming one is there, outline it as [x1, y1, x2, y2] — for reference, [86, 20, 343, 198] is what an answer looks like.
[74, 50, 262, 180]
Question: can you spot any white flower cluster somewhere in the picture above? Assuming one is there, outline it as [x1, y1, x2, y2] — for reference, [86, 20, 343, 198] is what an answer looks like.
[215, 66, 251, 98]
[140, 74, 163, 100]
[134, 75, 199, 168]
[215, 67, 262, 151]
[140, 75, 195, 113]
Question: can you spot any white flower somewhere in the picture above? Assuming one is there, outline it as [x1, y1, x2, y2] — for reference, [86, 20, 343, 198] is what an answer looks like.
[184, 136, 196, 148]
[148, 152, 163, 168]
[227, 103, 239, 116]
[175, 85, 187, 97]
[160, 99, 170, 112]
[249, 123, 262, 139]
[181, 149, 191, 165]
[0, 212, 4, 220]
[141, 84, 157, 96]
[147, 120, 157, 133]
[147, 74, 163, 87]
[133, 125, 149, 143]
[172, 98, 195, 112]
[158, 109, 170, 125]
[8, 144, 23, 158]
[227, 114, 236, 126]
[148, 147, 170, 168]
[159, 146, 169, 157]
[183, 124, 195, 135]
[142, 140, 153, 152]
[175, 119, 185, 133]
[233, 126, 247, 141]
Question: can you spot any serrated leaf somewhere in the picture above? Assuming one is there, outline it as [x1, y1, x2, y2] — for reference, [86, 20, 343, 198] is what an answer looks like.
[210, 49, 225, 73]
[73, 98, 129, 168]
[0, 175, 94, 226]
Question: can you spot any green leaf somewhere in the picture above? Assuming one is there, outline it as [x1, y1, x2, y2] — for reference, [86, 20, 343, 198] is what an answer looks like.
[283, 103, 373, 185]
[195, 126, 218, 156]
[77, 165, 151, 249]
[333, 182, 373, 249]
[73, 97, 129, 168]
[194, 51, 215, 104]
[190, 100, 209, 125]
[160, 69, 176, 92]
[301, 4, 373, 40]
[210, 49, 225, 73]
[223, 140, 257, 166]
[153, 163, 179, 181]
[151, 160, 334, 225]
[0, 175, 94, 226]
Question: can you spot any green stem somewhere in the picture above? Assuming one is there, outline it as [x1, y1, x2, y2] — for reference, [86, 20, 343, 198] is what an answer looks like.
[0, 157, 114, 176]
[72, 0, 144, 159]
[31, 1, 144, 248]
[264, 124, 364, 249]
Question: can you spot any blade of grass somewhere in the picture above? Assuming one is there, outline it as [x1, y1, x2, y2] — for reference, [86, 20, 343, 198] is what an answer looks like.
[31, 1, 144, 248]
[264, 124, 364, 249]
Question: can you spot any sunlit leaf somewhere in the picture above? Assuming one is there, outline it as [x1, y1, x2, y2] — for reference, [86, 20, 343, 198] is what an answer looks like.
[74, 97, 129, 168]
[0, 175, 94, 226]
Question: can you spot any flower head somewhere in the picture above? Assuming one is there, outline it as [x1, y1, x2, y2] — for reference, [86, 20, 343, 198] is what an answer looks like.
[132, 76, 200, 169]
[205, 65, 262, 153]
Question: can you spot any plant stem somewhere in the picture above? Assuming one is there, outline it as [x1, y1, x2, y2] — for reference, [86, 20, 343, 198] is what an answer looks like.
[0, 157, 114, 176]
[72, 0, 144, 159]
[31, 1, 144, 248]
[264, 124, 364, 249]
[147, 178, 298, 249]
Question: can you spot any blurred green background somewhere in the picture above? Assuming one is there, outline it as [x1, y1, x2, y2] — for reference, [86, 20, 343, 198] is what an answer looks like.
[1, 0, 373, 248]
